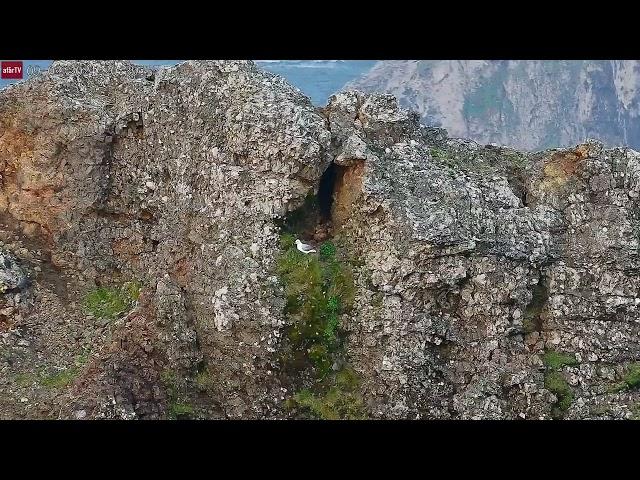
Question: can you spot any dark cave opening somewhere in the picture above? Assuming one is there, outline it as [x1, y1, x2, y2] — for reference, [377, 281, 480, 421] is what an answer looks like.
[317, 162, 338, 222]
[276, 161, 342, 240]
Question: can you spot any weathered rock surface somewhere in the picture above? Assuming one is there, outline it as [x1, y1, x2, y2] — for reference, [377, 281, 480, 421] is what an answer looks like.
[1, 61, 639, 419]
[0, 60, 331, 418]
[323, 91, 640, 419]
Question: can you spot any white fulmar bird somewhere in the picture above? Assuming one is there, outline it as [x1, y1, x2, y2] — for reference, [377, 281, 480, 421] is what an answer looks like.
[295, 239, 317, 254]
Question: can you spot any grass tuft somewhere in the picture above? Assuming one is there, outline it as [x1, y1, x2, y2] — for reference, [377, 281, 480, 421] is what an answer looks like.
[544, 371, 573, 418]
[169, 402, 194, 419]
[609, 363, 640, 393]
[543, 350, 578, 371]
[319, 241, 337, 260]
[83, 281, 141, 321]
[622, 363, 640, 390]
[40, 368, 78, 389]
[290, 368, 366, 420]
[161, 369, 196, 419]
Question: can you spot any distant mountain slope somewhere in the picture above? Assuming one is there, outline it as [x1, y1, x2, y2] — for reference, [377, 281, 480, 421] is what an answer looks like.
[347, 60, 640, 151]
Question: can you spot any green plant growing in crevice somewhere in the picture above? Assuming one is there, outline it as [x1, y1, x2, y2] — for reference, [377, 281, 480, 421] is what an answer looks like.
[279, 232, 296, 251]
[289, 368, 367, 420]
[545, 371, 573, 419]
[122, 280, 142, 301]
[430, 148, 447, 160]
[543, 350, 578, 371]
[609, 363, 640, 393]
[542, 349, 578, 419]
[621, 363, 640, 390]
[319, 241, 337, 260]
[83, 280, 142, 322]
[277, 231, 364, 419]
[195, 366, 215, 392]
[14, 373, 36, 387]
[504, 151, 529, 169]
[169, 402, 194, 418]
[74, 346, 92, 368]
[308, 344, 332, 378]
[161, 369, 195, 419]
[277, 237, 355, 376]
[39, 367, 78, 389]
[323, 296, 340, 341]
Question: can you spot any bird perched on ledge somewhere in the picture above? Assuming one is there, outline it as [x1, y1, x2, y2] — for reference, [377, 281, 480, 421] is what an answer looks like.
[295, 239, 317, 254]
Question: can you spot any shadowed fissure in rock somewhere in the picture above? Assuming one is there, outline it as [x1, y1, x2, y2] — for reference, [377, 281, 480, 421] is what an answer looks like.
[275, 161, 365, 419]
[318, 162, 338, 223]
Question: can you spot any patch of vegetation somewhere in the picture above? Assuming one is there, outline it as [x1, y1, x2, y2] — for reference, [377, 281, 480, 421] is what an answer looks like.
[161, 369, 195, 419]
[83, 281, 141, 322]
[544, 371, 573, 418]
[622, 363, 640, 389]
[543, 350, 578, 371]
[503, 151, 529, 169]
[169, 402, 194, 418]
[609, 363, 640, 393]
[14, 373, 36, 387]
[323, 296, 340, 340]
[308, 344, 332, 378]
[430, 148, 447, 160]
[319, 241, 337, 260]
[74, 347, 92, 368]
[541, 349, 578, 419]
[277, 229, 365, 419]
[279, 232, 296, 251]
[40, 368, 78, 389]
[277, 237, 355, 376]
[631, 403, 640, 420]
[161, 369, 177, 390]
[195, 367, 215, 392]
[122, 280, 142, 301]
[289, 368, 366, 420]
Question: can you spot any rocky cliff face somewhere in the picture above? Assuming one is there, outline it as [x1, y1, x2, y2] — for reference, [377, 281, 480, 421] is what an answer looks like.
[347, 60, 640, 152]
[1, 61, 639, 420]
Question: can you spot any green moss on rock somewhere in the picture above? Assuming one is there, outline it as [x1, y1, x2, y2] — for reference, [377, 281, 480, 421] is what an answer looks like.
[544, 371, 573, 418]
[543, 350, 578, 371]
[83, 281, 141, 322]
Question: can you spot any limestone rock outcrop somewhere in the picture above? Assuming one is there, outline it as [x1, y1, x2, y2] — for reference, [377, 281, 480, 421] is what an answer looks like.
[1, 61, 639, 419]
